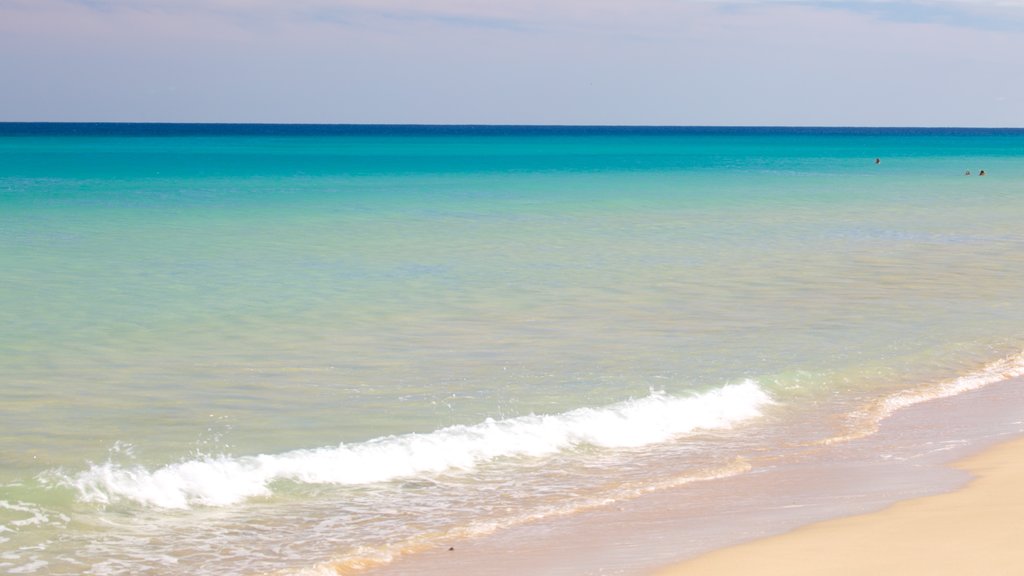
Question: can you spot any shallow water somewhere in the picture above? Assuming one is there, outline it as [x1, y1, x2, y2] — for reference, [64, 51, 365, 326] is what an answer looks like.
[2, 125, 1024, 574]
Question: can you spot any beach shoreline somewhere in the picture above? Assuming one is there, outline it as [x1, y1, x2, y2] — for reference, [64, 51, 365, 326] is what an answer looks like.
[359, 376, 1024, 576]
[655, 431, 1024, 576]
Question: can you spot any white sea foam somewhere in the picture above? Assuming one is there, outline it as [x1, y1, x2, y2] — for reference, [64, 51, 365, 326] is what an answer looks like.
[823, 351, 1024, 445]
[59, 381, 772, 509]
[878, 352, 1024, 414]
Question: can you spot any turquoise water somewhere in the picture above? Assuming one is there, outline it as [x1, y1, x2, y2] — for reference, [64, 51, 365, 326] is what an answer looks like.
[2, 125, 1024, 574]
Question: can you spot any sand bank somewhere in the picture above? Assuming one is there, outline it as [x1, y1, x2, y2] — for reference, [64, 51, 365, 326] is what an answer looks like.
[656, 434, 1024, 576]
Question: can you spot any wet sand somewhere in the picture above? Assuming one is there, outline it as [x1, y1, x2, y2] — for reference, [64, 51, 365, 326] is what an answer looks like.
[656, 433, 1024, 576]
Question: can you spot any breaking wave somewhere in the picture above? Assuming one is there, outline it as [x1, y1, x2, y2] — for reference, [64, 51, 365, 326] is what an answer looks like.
[58, 381, 772, 509]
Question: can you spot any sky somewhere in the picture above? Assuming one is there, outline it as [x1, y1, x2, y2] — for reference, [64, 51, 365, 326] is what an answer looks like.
[1, 0, 1023, 126]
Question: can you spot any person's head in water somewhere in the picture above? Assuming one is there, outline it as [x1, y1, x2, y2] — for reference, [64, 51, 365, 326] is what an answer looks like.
[979, 170, 986, 176]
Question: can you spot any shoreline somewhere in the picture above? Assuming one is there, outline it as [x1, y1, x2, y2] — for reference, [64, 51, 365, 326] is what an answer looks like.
[361, 376, 1024, 576]
[655, 432, 1024, 575]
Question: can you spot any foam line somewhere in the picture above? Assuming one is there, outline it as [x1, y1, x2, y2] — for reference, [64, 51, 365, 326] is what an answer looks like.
[58, 381, 772, 509]
[822, 351, 1024, 445]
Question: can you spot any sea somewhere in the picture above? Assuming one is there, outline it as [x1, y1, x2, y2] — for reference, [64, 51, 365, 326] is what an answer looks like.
[2, 124, 1024, 575]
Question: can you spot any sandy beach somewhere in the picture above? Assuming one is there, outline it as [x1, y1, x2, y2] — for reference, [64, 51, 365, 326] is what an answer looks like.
[656, 434, 1024, 576]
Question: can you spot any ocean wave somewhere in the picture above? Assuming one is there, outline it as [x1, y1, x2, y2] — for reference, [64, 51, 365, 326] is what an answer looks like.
[822, 351, 1024, 445]
[56, 380, 772, 509]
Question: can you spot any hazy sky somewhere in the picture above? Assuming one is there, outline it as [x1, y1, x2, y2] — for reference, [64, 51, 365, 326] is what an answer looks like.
[1, 0, 1023, 125]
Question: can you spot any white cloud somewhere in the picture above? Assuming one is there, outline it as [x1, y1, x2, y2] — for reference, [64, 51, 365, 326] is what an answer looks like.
[6, 0, 1024, 34]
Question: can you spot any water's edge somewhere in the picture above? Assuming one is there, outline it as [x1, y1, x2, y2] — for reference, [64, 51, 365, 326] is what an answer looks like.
[357, 375, 1024, 576]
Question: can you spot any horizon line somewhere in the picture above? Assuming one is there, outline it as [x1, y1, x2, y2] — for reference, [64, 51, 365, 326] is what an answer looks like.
[2, 121, 1023, 130]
